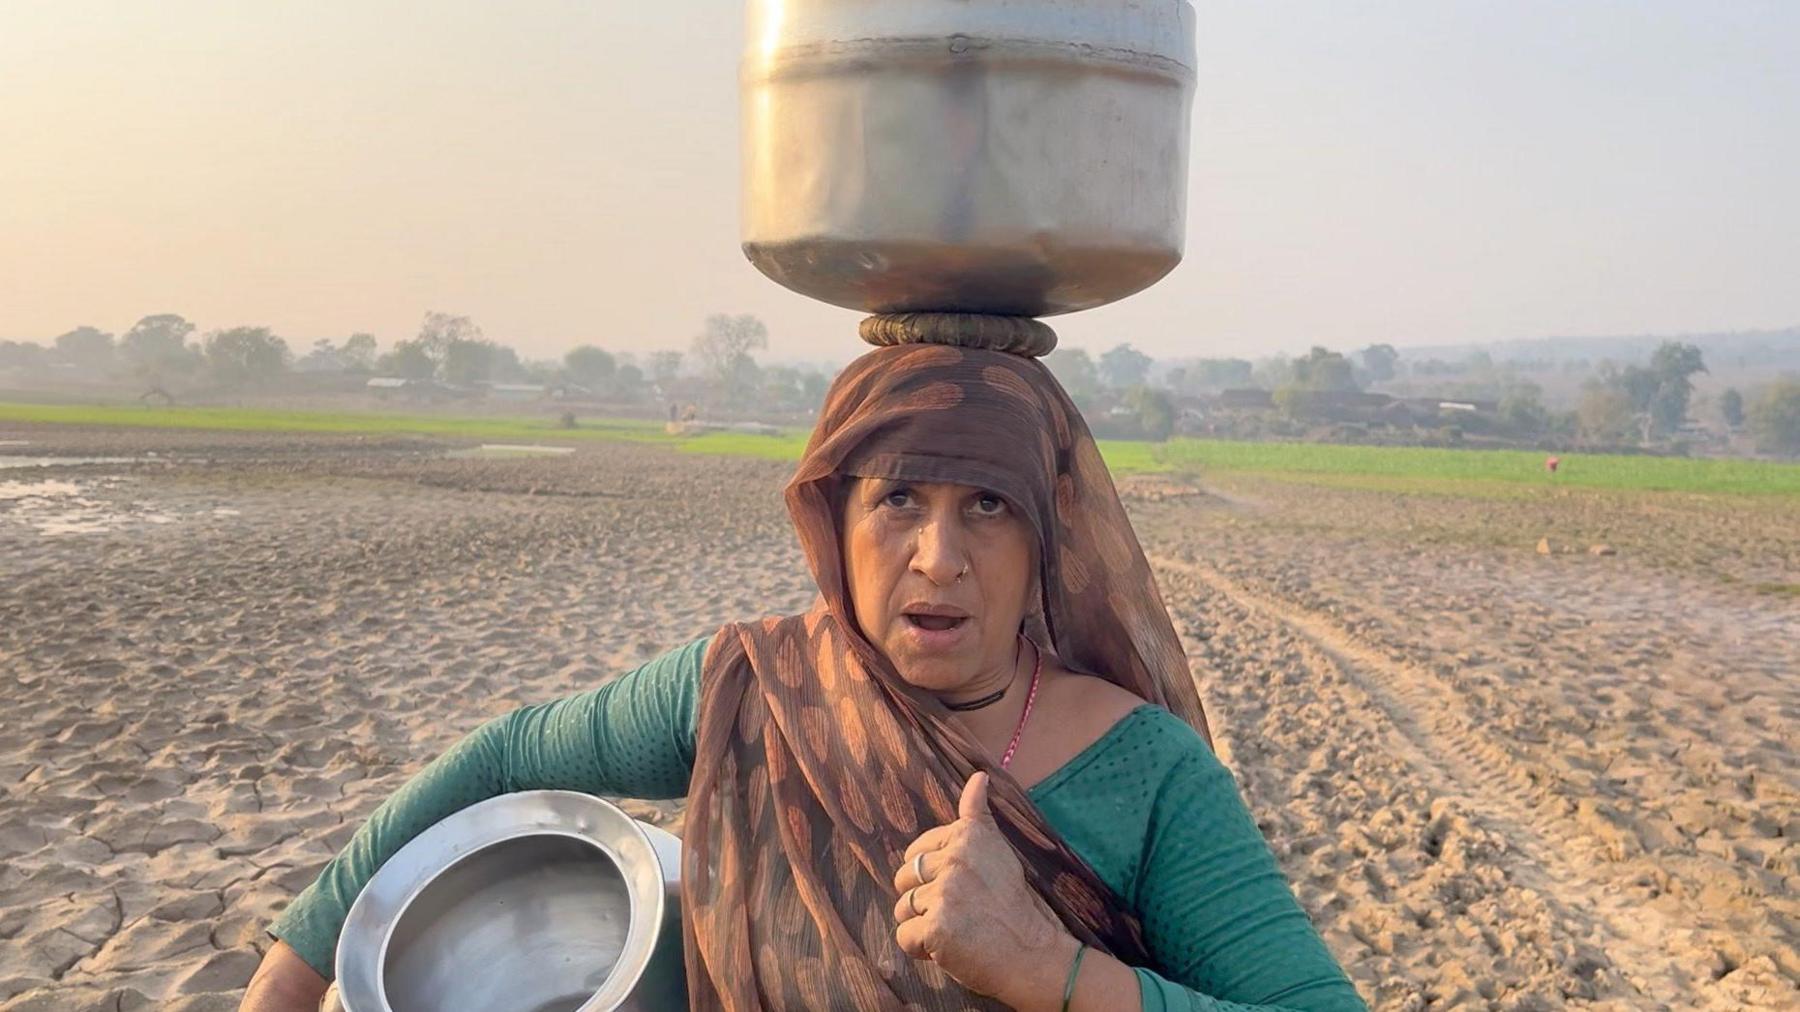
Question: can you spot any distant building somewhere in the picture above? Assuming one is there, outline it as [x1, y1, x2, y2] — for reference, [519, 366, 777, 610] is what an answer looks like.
[481, 383, 548, 402]
[545, 382, 595, 401]
[1218, 388, 1274, 410]
[366, 376, 462, 402]
[1400, 396, 1498, 415]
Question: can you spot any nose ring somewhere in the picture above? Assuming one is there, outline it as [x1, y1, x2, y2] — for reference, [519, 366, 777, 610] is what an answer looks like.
[956, 563, 969, 582]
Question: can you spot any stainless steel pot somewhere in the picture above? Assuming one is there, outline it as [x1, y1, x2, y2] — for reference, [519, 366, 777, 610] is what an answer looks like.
[333, 791, 684, 1012]
[742, 0, 1197, 318]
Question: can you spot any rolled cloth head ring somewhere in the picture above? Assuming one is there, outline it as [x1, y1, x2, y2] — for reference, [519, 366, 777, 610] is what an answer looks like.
[859, 313, 1057, 357]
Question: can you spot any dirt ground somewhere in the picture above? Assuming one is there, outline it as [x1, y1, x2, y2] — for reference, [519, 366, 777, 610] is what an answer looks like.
[2, 427, 1795, 1010]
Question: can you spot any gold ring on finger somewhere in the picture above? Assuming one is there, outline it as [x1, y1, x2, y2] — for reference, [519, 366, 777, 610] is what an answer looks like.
[907, 886, 924, 918]
[912, 851, 928, 885]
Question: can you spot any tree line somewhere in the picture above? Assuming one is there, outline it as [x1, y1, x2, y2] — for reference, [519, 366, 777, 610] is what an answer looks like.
[1043, 339, 1800, 455]
[4, 318, 1796, 454]
[0, 311, 840, 415]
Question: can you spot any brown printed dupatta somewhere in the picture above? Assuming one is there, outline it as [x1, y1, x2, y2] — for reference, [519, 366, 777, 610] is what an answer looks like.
[681, 343, 1211, 1010]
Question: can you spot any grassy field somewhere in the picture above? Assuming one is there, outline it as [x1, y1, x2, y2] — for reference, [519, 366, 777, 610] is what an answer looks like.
[5, 401, 1798, 495]
[0, 402, 671, 442]
[1157, 440, 1800, 496]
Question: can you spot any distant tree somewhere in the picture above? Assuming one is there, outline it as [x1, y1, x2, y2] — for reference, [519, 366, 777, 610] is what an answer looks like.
[489, 344, 527, 383]
[120, 314, 200, 382]
[297, 338, 342, 372]
[1645, 341, 1707, 435]
[1747, 379, 1800, 456]
[1270, 385, 1308, 420]
[1099, 343, 1153, 389]
[378, 339, 436, 380]
[204, 327, 291, 386]
[1124, 386, 1175, 441]
[799, 369, 830, 405]
[1192, 358, 1254, 389]
[53, 326, 115, 371]
[0, 340, 50, 372]
[1252, 356, 1294, 389]
[761, 365, 808, 410]
[1498, 380, 1550, 436]
[691, 314, 768, 398]
[649, 350, 683, 388]
[564, 345, 617, 390]
[441, 338, 509, 387]
[1291, 346, 1359, 391]
[1578, 384, 1636, 444]
[614, 363, 647, 402]
[1359, 343, 1399, 384]
[1045, 348, 1101, 407]
[1720, 388, 1745, 430]
[1603, 342, 1707, 439]
[521, 358, 563, 385]
[417, 312, 482, 364]
[341, 333, 378, 372]
[1612, 365, 1658, 412]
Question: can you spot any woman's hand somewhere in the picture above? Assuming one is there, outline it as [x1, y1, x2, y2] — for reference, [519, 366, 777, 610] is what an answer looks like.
[892, 772, 1081, 1010]
[238, 941, 329, 1012]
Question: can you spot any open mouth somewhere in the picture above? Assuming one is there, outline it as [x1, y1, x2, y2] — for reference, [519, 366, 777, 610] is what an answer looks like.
[905, 614, 968, 633]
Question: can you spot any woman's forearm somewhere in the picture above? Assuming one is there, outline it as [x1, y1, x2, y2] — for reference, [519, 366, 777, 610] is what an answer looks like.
[265, 718, 511, 974]
[263, 637, 707, 980]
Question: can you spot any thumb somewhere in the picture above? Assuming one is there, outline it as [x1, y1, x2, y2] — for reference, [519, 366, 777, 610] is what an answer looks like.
[957, 771, 994, 824]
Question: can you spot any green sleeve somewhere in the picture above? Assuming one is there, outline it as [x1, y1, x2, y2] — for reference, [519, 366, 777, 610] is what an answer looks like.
[266, 634, 710, 980]
[1132, 738, 1367, 1012]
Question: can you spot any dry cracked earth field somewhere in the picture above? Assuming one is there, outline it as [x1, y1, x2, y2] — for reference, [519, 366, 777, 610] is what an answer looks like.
[2, 428, 1795, 1010]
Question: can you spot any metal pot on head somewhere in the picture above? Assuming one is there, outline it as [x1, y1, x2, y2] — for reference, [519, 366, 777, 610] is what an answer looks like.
[742, 0, 1198, 319]
[333, 791, 684, 1012]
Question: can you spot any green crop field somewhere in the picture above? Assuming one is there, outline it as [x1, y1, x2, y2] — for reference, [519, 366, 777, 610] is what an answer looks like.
[5, 401, 1797, 495]
[0, 402, 670, 442]
[1153, 439, 1800, 496]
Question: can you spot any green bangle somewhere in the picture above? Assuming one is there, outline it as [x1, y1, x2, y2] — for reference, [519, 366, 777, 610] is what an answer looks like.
[1061, 943, 1088, 1012]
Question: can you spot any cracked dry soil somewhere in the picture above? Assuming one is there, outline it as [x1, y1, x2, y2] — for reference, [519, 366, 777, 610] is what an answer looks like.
[2, 432, 1796, 1010]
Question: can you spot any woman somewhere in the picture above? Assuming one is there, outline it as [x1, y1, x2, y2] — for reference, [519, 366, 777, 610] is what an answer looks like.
[244, 343, 1367, 1011]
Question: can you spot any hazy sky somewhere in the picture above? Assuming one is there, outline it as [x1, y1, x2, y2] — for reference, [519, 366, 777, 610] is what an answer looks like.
[4, 2, 1796, 362]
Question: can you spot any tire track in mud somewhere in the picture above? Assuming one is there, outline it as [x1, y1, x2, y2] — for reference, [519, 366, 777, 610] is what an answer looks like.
[1150, 554, 1693, 1008]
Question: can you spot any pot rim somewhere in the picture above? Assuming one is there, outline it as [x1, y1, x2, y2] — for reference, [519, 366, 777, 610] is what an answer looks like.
[334, 790, 673, 1012]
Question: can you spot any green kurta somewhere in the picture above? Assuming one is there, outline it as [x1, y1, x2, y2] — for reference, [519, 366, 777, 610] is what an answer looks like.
[269, 636, 1365, 1011]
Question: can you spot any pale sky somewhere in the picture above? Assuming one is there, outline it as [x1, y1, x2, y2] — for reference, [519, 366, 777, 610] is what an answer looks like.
[3, 2, 1796, 362]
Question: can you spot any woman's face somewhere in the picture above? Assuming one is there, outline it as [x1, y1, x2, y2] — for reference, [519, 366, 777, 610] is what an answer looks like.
[840, 477, 1036, 695]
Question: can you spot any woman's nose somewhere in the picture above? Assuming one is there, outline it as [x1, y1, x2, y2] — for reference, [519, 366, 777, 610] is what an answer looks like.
[910, 518, 968, 586]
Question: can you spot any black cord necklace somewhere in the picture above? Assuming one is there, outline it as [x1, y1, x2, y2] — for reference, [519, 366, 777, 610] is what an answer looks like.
[942, 638, 1026, 712]
[943, 686, 1008, 712]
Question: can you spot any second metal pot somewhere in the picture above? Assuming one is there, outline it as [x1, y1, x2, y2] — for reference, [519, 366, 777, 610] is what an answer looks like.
[333, 791, 684, 1012]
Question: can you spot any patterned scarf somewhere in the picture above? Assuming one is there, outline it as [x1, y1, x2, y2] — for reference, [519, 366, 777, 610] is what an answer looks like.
[682, 343, 1210, 1009]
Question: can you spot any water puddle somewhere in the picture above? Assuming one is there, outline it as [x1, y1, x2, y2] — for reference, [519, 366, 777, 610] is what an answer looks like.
[0, 455, 142, 470]
[456, 444, 577, 458]
[0, 477, 129, 535]
[0, 476, 236, 537]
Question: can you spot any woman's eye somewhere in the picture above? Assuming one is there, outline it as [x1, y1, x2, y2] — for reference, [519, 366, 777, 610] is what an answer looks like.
[973, 494, 1008, 516]
[882, 489, 914, 509]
